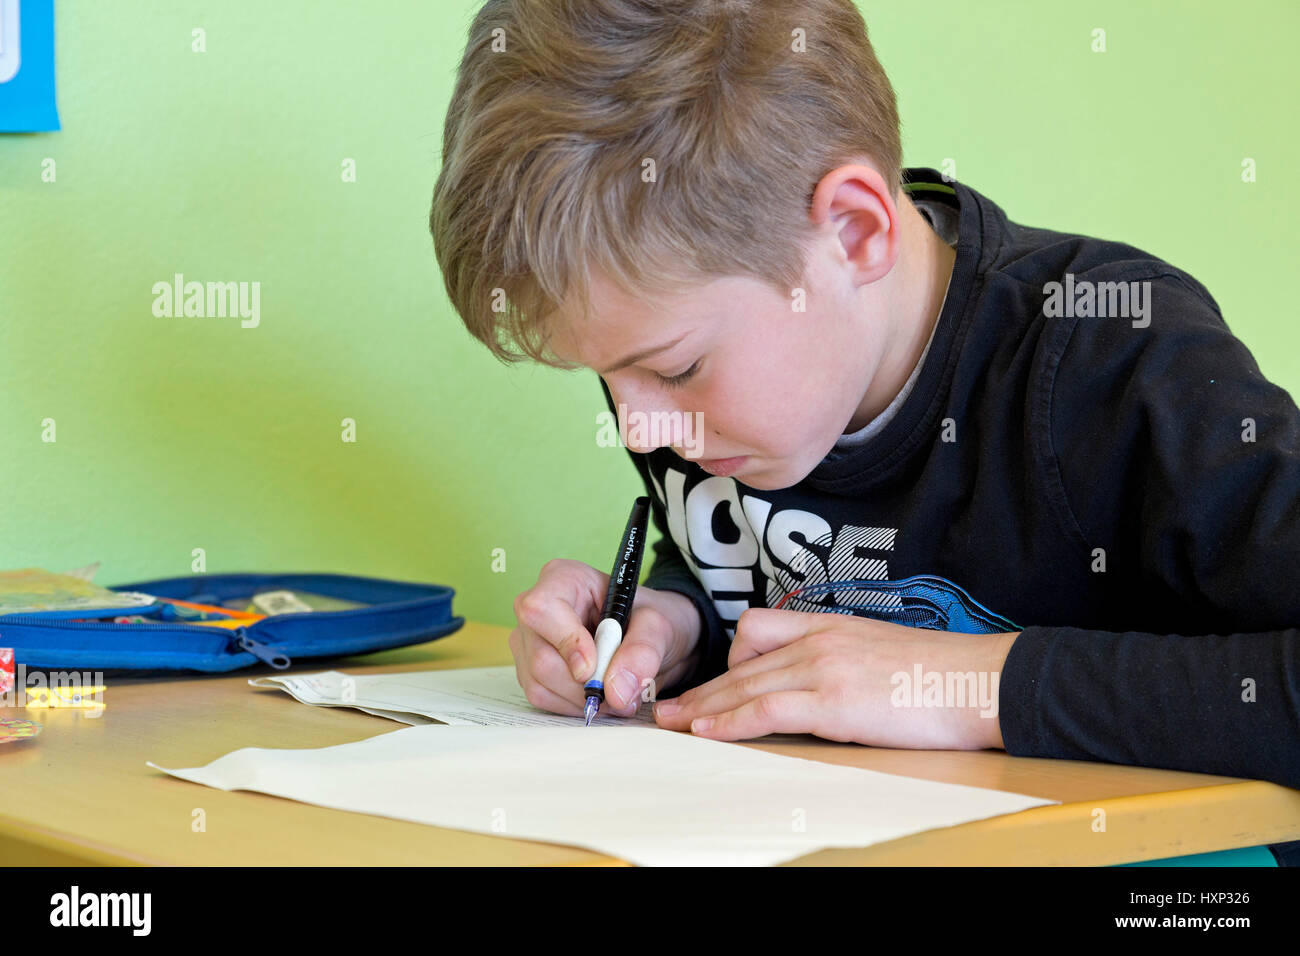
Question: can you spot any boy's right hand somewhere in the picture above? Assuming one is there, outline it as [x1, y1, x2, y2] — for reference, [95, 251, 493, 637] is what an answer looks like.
[509, 558, 703, 720]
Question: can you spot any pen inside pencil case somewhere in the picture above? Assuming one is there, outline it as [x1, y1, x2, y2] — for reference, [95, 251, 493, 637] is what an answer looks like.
[70, 597, 266, 629]
[71, 589, 368, 625]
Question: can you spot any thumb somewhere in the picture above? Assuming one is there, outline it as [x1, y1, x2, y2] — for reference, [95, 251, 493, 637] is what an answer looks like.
[601, 604, 676, 710]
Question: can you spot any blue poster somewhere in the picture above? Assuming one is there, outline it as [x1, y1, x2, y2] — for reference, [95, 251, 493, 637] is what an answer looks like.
[0, 0, 60, 132]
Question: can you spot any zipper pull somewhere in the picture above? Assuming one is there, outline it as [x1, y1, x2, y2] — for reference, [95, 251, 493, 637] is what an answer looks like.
[233, 630, 292, 669]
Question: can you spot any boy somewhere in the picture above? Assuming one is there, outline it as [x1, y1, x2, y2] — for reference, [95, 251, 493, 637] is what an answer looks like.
[429, 0, 1300, 828]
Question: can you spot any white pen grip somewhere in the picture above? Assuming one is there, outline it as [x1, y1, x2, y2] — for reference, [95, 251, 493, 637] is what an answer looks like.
[589, 617, 624, 687]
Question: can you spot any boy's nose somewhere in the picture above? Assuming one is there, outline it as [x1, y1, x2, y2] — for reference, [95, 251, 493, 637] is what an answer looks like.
[607, 385, 679, 454]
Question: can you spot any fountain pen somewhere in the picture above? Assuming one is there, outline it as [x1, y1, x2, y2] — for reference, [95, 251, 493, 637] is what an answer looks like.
[584, 496, 650, 725]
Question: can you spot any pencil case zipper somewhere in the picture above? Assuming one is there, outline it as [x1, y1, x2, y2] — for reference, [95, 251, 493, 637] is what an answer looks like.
[230, 629, 292, 668]
[0, 615, 291, 668]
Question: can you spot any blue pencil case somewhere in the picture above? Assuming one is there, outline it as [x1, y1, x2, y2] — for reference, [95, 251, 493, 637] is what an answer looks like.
[0, 572, 465, 672]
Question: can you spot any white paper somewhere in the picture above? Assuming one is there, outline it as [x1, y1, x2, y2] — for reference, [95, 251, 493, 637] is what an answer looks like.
[354, 707, 435, 726]
[148, 724, 1056, 866]
[248, 666, 658, 728]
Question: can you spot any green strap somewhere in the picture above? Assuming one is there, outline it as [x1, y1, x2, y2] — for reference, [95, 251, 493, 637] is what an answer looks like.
[903, 181, 957, 196]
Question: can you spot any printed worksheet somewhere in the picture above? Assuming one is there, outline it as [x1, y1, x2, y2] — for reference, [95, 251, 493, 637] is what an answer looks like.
[249, 666, 659, 728]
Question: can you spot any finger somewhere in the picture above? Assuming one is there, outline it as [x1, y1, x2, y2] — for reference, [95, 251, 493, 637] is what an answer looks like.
[687, 690, 821, 741]
[654, 658, 814, 731]
[729, 607, 831, 667]
[512, 624, 584, 717]
[508, 626, 528, 687]
[518, 642, 625, 721]
[521, 628, 590, 711]
[516, 670, 586, 718]
[509, 626, 530, 702]
[659, 638, 804, 715]
[513, 586, 597, 681]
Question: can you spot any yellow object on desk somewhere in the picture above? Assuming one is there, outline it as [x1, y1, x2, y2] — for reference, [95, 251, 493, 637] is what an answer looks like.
[25, 684, 106, 709]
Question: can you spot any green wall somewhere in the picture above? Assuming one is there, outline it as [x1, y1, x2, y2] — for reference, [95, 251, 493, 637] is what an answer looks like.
[2, 0, 1296, 632]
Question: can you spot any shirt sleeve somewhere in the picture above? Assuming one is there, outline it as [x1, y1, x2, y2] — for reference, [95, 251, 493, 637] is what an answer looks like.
[597, 377, 732, 699]
[999, 270, 1300, 789]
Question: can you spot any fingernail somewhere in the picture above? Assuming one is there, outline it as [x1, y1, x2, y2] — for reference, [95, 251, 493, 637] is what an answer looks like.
[568, 651, 586, 680]
[692, 718, 713, 733]
[655, 701, 679, 717]
[613, 670, 637, 707]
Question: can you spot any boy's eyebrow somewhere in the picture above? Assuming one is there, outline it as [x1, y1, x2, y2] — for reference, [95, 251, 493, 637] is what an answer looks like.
[595, 331, 690, 375]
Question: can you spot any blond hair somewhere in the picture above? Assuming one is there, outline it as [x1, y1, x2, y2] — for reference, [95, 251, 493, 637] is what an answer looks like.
[430, 0, 902, 366]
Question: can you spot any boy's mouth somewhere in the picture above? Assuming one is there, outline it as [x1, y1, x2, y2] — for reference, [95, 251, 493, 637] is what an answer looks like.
[697, 456, 748, 477]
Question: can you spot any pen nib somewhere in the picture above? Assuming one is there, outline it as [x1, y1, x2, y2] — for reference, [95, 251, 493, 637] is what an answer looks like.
[584, 696, 598, 726]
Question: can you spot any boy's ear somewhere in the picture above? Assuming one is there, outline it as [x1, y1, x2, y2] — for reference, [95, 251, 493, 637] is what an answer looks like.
[810, 164, 899, 283]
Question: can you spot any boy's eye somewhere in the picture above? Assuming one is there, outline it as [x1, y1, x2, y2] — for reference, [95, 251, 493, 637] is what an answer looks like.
[656, 359, 701, 389]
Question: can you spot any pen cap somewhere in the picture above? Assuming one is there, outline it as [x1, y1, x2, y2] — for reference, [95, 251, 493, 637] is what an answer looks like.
[600, 496, 650, 631]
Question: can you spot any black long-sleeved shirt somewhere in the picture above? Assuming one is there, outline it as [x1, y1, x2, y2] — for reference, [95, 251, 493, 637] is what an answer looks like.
[600, 166, 1300, 799]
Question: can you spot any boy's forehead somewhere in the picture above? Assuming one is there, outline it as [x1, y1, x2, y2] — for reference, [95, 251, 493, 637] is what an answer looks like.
[550, 268, 722, 366]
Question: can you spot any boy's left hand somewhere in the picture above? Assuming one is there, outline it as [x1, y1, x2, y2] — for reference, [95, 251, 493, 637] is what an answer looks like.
[651, 607, 1018, 751]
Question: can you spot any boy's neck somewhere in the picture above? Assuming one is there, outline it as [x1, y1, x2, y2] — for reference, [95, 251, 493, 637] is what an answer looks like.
[845, 195, 957, 434]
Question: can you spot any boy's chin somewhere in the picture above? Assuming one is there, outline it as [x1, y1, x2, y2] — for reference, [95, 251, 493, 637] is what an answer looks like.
[732, 461, 808, 492]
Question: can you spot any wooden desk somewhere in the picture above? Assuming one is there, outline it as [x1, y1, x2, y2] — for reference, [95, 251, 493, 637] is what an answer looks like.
[2, 620, 1297, 865]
